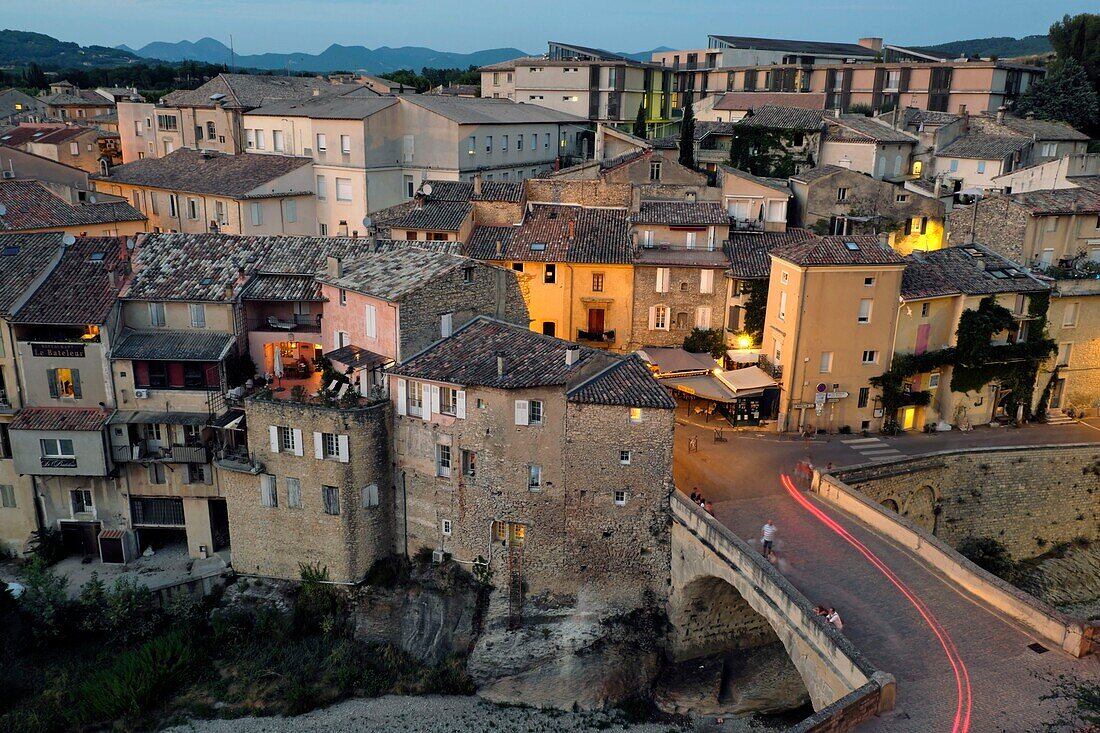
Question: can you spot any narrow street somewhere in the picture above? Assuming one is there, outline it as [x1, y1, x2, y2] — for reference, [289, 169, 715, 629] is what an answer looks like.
[674, 417, 1100, 732]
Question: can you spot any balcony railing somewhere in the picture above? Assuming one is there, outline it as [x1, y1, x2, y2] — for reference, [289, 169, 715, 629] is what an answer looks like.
[249, 314, 321, 332]
[112, 443, 208, 464]
[758, 354, 783, 380]
[731, 218, 764, 232]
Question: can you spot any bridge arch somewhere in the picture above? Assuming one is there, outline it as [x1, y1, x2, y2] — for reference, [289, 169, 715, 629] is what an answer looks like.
[668, 493, 891, 712]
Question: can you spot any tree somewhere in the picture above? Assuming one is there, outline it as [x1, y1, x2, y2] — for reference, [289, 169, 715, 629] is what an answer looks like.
[678, 103, 695, 169]
[683, 328, 725, 360]
[742, 280, 769, 345]
[23, 61, 46, 89]
[1049, 13, 1100, 94]
[1016, 58, 1099, 133]
[632, 100, 647, 139]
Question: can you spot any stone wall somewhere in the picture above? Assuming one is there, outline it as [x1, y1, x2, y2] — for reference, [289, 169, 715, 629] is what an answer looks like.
[668, 575, 781, 660]
[471, 199, 524, 227]
[945, 196, 1031, 261]
[837, 445, 1100, 559]
[218, 398, 393, 583]
[630, 264, 728, 349]
[525, 179, 633, 208]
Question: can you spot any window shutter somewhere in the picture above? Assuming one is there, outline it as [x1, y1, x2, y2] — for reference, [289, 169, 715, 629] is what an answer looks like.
[430, 385, 441, 417]
[904, 218, 912, 235]
[362, 484, 378, 508]
[365, 304, 377, 339]
[514, 399, 529, 426]
[920, 217, 928, 234]
[455, 390, 466, 419]
[396, 378, 407, 416]
[68, 369, 81, 398]
[648, 306, 657, 330]
[292, 429, 304, 457]
[269, 426, 280, 453]
[696, 307, 711, 329]
[48, 369, 59, 398]
[700, 270, 714, 294]
[441, 312, 453, 337]
[314, 432, 324, 459]
[337, 435, 349, 463]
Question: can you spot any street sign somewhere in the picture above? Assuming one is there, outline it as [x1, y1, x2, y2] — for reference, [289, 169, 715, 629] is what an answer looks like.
[793, 402, 815, 409]
[825, 391, 849, 399]
[816, 382, 828, 393]
[814, 393, 826, 405]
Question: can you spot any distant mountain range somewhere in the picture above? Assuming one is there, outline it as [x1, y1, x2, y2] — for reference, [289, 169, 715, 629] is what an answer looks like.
[118, 37, 529, 74]
[915, 35, 1053, 58]
[0, 29, 137, 68]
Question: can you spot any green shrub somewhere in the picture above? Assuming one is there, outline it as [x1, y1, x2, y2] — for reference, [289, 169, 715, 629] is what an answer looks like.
[104, 576, 160, 643]
[18, 556, 70, 641]
[26, 527, 66, 566]
[957, 536, 1016, 580]
[294, 563, 342, 634]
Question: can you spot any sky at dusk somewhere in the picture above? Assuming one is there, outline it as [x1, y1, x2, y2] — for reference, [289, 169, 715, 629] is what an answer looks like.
[5, 0, 1094, 55]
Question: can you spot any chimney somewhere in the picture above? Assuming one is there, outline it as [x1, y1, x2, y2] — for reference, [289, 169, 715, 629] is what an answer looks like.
[413, 193, 424, 211]
[565, 345, 580, 367]
[960, 106, 969, 133]
[223, 285, 234, 300]
[857, 37, 883, 52]
[933, 176, 942, 198]
[496, 353, 505, 377]
[327, 255, 343, 279]
[877, 231, 889, 246]
[630, 186, 641, 213]
[996, 105, 1006, 124]
[567, 219, 576, 240]
[107, 267, 121, 290]
[119, 236, 130, 262]
[494, 239, 503, 257]
[473, 172, 482, 196]
[975, 260, 985, 271]
[368, 228, 377, 251]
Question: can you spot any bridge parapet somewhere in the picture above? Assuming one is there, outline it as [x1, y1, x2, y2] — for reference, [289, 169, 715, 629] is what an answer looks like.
[669, 492, 895, 721]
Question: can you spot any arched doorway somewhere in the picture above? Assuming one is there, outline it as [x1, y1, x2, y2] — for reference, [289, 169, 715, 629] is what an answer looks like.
[881, 498, 899, 514]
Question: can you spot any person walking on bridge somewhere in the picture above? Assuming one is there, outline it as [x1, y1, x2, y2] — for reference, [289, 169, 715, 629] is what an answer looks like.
[761, 519, 777, 559]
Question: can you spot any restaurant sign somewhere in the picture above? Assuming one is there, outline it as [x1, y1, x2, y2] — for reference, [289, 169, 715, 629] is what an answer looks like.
[32, 343, 85, 358]
[40, 457, 78, 469]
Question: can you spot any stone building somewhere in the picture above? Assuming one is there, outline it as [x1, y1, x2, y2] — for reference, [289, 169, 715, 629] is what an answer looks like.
[389, 317, 675, 615]
[216, 397, 392, 583]
[718, 165, 792, 233]
[0, 179, 145, 237]
[629, 201, 731, 348]
[790, 165, 944, 253]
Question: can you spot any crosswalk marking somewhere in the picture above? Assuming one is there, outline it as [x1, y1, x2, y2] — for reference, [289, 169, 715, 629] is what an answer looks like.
[842, 436, 905, 463]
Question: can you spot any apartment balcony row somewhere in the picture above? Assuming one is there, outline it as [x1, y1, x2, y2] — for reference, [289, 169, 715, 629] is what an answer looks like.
[111, 442, 208, 464]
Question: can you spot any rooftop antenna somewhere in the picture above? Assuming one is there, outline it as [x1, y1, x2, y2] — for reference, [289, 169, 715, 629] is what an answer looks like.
[230, 35, 235, 72]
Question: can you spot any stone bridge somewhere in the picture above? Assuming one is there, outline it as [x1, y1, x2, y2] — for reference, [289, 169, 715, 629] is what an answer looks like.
[668, 492, 895, 724]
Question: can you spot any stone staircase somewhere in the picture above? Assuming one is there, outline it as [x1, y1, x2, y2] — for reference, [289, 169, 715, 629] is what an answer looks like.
[1043, 409, 1078, 426]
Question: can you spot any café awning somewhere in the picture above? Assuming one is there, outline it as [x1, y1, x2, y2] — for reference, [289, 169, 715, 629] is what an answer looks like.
[716, 366, 777, 396]
[636, 347, 716, 376]
[662, 374, 739, 403]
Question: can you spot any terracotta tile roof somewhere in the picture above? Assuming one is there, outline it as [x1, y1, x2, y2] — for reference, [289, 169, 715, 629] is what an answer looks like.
[238, 274, 322, 302]
[694, 121, 736, 141]
[393, 317, 673, 408]
[715, 93, 826, 112]
[1006, 188, 1100, 216]
[789, 164, 848, 184]
[978, 113, 1089, 142]
[388, 200, 471, 232]
[320, 247, 471, 300]
[13, 236, 124, 325]
[0, 180, 144, 232]
[466, 204, 633, 264]
[568, 354, 675, 409]
[0, 232, 63, 316]
[421, 179, 524, 203]
[737, 105, 826, 131]
[899, 108, 960, 127]
[0, 124, 93, 146]
[901, 243, 1047, 300]
[112, 329, 236, 361]
[725, 229, 814, 278]
[163, 74, 358, 109]
[93, 149, 313, 198]
[244, 96, 393, 120]
[40, 90, 111, 107]
[631, 201, 728, 226]
[10, 407, 112, 432]
[937, 134, 1030, 160]
[123, 233, 365, 302]
[825, 116, 918, 144]
[772, 235, 906, 267]
[720, 165, 791, 194]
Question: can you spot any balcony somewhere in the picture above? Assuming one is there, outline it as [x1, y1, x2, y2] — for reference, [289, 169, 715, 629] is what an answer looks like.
[214, 446, 265, 475]
[577, 329, 616, 348]
[112, 442, 208, 464]
[0, 393, 13, 414]
[758, 354, 783, 380]
[730, 218, 765, 233]
[250, 314, 321, 332]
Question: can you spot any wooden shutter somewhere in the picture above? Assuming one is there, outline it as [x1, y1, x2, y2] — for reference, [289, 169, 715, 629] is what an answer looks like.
[292, 428, 304, 457]
[441, 313, 453, 337]
[47, 369, 59, 398]
[700, 269, 714, 294]
[362, 484, 379, 508]
[396, 378, 407, 416]
[314, 432, 324, 459]
[455, 390, 466, 419]
[430, 385, 441, 418]
[648, 306, 657, 330]
[269, 426, 280, 453]
[337, 435, 349, 463]
[898, 67, 911, 93]
[514, 399, 529, 426]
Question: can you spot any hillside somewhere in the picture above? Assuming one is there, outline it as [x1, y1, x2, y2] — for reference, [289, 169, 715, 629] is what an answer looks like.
[0, 29, 137, 68]
[124, 37, 528, 73]
[917, 35, 1052, 58]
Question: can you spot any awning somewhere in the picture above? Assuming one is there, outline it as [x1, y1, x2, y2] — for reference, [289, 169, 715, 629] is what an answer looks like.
[325, 344, 392, 372]
[726, 348, 763, 364]
[637, 347, 716, 375]
[109, 410, 210, 426]
[716, 366, 777, 394]
[112, 329, 235, 362]
[210, 409, 245, 431]
[662, 374, 738, 403]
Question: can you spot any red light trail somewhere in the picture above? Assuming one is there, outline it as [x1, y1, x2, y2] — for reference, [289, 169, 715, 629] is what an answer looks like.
[780, 473, 972, 733]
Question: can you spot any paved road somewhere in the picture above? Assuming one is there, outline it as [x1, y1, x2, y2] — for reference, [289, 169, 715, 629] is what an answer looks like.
[674, 416, 1100, 732]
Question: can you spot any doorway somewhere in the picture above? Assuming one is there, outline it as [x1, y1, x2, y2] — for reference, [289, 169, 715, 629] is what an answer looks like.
[587, 308, 605, 337]
[1049, 378, 1065, 410]
[208, 498, 231, 551]
[900, 406, 917, 431]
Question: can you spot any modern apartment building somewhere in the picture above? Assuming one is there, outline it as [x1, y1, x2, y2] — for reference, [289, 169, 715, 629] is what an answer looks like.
[653, 36, 880, 71]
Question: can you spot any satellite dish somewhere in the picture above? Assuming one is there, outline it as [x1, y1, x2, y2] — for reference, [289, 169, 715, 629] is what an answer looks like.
[125, 237, 135, 250]
[62, 234, 76, 246]
[0, 204, 6, 216]
[421, 183, 433, 197]
[361, 216, 373, 229]
[87, 194, 98, 204]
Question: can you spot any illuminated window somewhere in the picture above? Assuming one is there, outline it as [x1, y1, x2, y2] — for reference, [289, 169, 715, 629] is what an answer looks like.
[629, 407, 642, 423]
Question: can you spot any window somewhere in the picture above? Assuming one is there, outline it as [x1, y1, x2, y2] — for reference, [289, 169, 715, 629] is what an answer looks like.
[363, 303, 377, 339]
[527, 464, 542, 491]
[206, 121, 215, 139]
[404, 175, 415, 199]
[316, 133, 327, 152]
[70, 489, 93, 514]
[248, 202, 262, 227]
[441, 519, 453, 536]
[592, 273, 604, 292]
[1041, 143, 1057, 156]
[279, 426, 296, 452]
[655, 267, 670, 293]
[49, 367, 80, 399]
[562, 95, 578, 102]
[895, 193, 909, 203]
[544, 263, 556, 283]
[340, 135, 351, 154]
[649, 162, 661, 181]
[188, 303, 205, 328]
[135, 120, 144, 135]
[619, 449, 631, 465]
[255, 130, 265, 150]
[362, 484, 379, 508]
[1063, 302, 1079, 328]
[319, 223, 328, 236]
[316, 175, 327, 199]
[168, 194, 178, 217]
[928, 372, 941, 389]
[778, 291, 787, 320]
[286, 477, 302, 508]
[339, 289, 347, 306]
[0, 426, 10, 459]
[780, 271, 789, 285]
[864, 277, 875, 287]
[69, 142, 79, 156]
[921, 302, 930, 318]
[517, 134, 523, 150]
[462, 449, 477, 477]
[273, 129, 285, 152]
[857, 386, 870, 408]
[528, 399, 543, 425]
[700, 269, 714, 294]
[545, 133, 551, 149]
[41, 438, 75, 458]
[184, 197, 197, 220]
[485, 135, 493, 152]
[836, 187, 849, 202]
[437, 386, 458, 415]
[614, 490, 627, 506]
[862, 350, 879, 364]
[436, 444, 452, 477]
[335, 178, 352, 202]
[322, 485, 340, 515]
[630, 407, 643, 423]
[976, 160, 986, 174]
[0, 485, 14, 508]
[407, 380, 424, 417]
[858, 298, 873, 323]
[695, 306, 712, 329]
[215, 200, 227, 225]
[1057, 342, 1073, 366]
[501, 134, 509, 151]
[146, 301, 166, 327]
[322, 432, 340, 460]
[260, 474, 278, 507]
[949, 159, 958, 172]
[820, 351, 833, 373]
[651, 305, 668, 330]
[285, 199, 297, 223]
